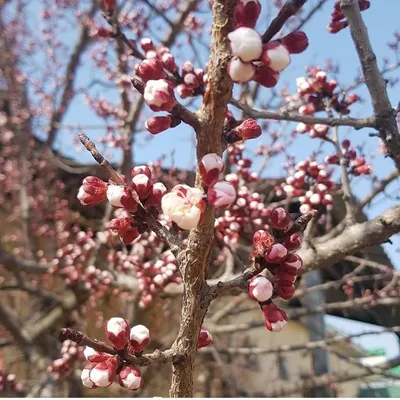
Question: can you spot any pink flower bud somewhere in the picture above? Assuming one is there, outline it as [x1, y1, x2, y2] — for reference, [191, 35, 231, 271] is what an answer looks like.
[118, 366, 142, 391]
[129, 325, 151, 353]
[208, 181, 236, 209]
[283, 233, 302, 251]
[248, 275, 273, 302]
[228, 57, 255, 83]
[296, 77, 312, 94]
[183, 73, 200, 89]
[235, 118, 262, 140]
[199, 153, 224, 186]
[140, 38, 154, 52]
[251, 229, 274, 256]
[310, 124, 328, 138]
[228, 27, 262, 62]
[105, 317, 130, 350]
[77, 176, 107, 206]
[309, 193, 321, 205]
[131, 174, 152, 200]
[281, 31, 309, 54]
[143, 79, 176, 112]
[197, 329, 213, 349]
[262, 41, 291, 72]
[177, 84, 194, 98]
[161, 52, 177, 72]
[146, 182, 167, 208]
[281, 253, 303, 273]
[264, 243, 288, 263]
[253, 65, 279, 87]
[131, 165, 151, 179]
[83, 346, 111, 363]
[106, 185, 137, 212]
[225, 173, 239, 185]
[81, 364, 97, 388]
[275, 281, 296, 300]
[234, 0, 261, 28]
[269, 207, 292, 230]
[88, 357, 118, 388]
[137, 59, 165, 82]
[262, 303, 288, 332]
[328, 21, 347, 34]
[145, 116, 170, 134]
[296, 122, 310, 133]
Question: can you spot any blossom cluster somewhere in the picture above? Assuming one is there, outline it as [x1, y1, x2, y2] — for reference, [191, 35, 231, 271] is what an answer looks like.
[227, 0, 308, 85]
[325, 139, 372, 176]
[48, 340, 84, 380]
[295, 67, 358, 115]
[0, 368, 23, 395]
[80, 318, 212, 390]
[81, 318, 149, 390]
[47, 230, 115, 297]
[328, 0, 370, 34]
[128, 38, 208, 135]
[248, 207, 307, 332]
[160, 154, 237, 230]
[275, 159, 335, 214]
[78, 166, 167, 244]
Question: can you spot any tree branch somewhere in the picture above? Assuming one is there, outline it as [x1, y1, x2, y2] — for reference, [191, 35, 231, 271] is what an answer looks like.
[59, 328, 181, 367]
[299, 205, 400, 272]
[341, 0, 400, 171]
[230, 98, 376, 129]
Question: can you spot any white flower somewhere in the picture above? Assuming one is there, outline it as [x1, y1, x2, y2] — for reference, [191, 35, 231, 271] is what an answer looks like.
[161, 186, 205, 230]
[143, 79, 176, 112]
[262, 42, 291, 72]
[228, 27, 262, 62]
[228, 57, 255, 82]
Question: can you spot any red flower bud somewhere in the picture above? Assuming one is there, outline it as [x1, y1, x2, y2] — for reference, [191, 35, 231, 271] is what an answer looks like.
[77, 176, 107, 206]
[264, 243, 288, 264]
[248, 275, 273, 302]
[283, 233, 302, 251]
[199, 153, 224, 186]
[269, 207, 292, 230]
[129, 325, 151, 353]
[137, 58, 165, 82]
[131, 173, 152, 200]
[106, 185, 138, 212]
[275, 281, 296, 300]
[197, 329, 212, 349]
[261, 303, 288, 332]
[105, 317, 130, 350]
[88, 357, 118, 388]
[84, 346, 111, 363]
[254, 65, 280, 88]
[145, 116, 172, 135]
[234, 0, 262, 29]
[281, 31, 309, 54]
[119, 366, 143, 390]
[145, 182, 167, 209]
[104, 0, 116, 12]
[235, 118, 262, 140]
[161, 52, 177, 72]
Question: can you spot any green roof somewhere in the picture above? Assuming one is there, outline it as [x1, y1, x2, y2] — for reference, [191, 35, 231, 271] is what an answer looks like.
[366, 348, 386, 356]
[359, 387, 400, 397]
[391, 365, 400, 375]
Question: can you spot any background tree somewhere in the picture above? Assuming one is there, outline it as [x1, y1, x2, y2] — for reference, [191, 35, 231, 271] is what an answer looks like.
[1, 0, 400, 397]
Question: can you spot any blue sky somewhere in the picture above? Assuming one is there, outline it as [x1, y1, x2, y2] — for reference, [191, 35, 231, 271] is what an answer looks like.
[40, 0, 400, 358]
